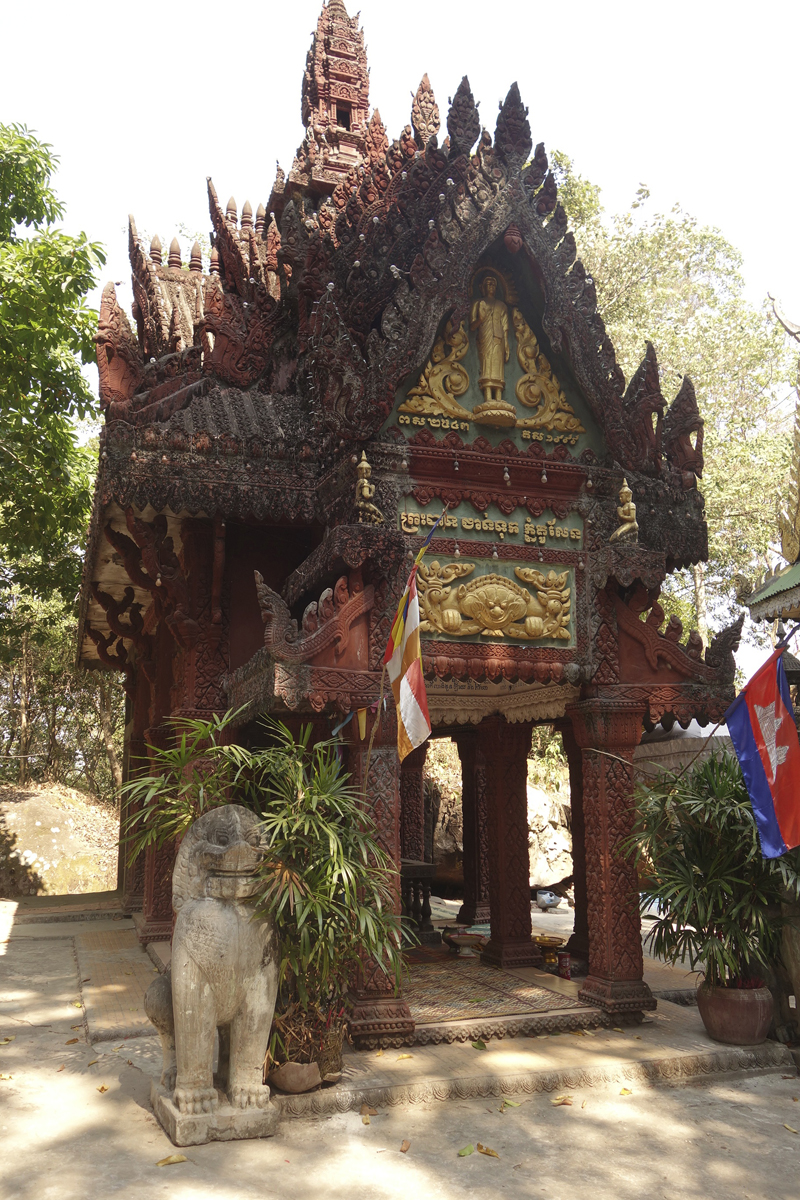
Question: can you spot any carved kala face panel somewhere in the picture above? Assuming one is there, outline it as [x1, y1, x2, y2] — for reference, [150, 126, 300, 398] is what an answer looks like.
[417, 560, 573, 644]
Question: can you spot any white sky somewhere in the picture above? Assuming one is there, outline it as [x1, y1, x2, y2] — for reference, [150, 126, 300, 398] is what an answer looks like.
[3, 0, 799, 320]
[3, 0, 798, 685]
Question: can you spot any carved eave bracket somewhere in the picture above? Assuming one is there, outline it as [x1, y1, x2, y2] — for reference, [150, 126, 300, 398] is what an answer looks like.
[254, 571, 374, 664]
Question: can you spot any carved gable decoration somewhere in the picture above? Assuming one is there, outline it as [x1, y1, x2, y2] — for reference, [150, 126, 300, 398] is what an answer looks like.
[391, 264, 594, 456]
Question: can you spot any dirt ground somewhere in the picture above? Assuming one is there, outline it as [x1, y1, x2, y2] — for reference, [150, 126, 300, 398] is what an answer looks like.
[0, 783, 119, 896]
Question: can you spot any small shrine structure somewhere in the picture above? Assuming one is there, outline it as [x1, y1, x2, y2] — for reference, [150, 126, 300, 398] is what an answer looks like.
[79, 0, 742, 1045]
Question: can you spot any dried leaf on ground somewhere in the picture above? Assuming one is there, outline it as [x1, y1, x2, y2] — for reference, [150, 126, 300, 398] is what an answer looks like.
[458, 1144, 475, 1157]
[396, 1054, 413, 1060]
[0, 1073, 13, 1080]
[65, 1038, 78, 1045]
[612, 1027, 624, 1033]
[471, 1040, 486, 1051]
[156, 1154, 188, 1166]
[551, 1095, 573, 1106]
[0, 1036, 15, 1044]
[71, 1002, 82, 1009]
[375, 1049, 384, 1057]
[569, 1030, 585, 1037]
[477, 1143, 499, 1158]
[57, 1065, 65, 1072]
[620, 1087, 633, 1096]
[581, 1100, 587, 1109]
[87, 1058, 99, 1066]
[71, 1025, 82, 1030]
[784, 1124, 798, 1134]
[97, 1085, 108, 1093]
[501, 1099, 521, 1109]
[400, 1140, 411, 1153]
[360, 1103, 378, 1117]
[362, 1115, 370, 1125]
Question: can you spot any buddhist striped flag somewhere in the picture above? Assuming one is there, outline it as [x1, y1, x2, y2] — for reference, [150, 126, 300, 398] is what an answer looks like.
[383, 509, 448, 761]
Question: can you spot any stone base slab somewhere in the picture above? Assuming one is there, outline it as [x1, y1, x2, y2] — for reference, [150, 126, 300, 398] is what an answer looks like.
[151, 1082, 280, 1146]
[578, 974, 657, 1016]
[272, 1040, 793, 1117]
[481, 939, 543, 970]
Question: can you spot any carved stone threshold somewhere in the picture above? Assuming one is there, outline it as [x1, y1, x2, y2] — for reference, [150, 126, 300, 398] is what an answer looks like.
[271, 1041, 792, 1117]
[578, 975, 657, 1018]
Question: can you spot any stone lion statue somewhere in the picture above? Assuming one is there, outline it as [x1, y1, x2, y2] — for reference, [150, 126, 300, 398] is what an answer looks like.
[144, 804, 278, 1114]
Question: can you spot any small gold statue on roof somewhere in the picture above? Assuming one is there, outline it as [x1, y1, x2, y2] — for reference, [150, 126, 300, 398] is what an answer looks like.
[355, 451, 384, 525]
[609, 478, 639, 544]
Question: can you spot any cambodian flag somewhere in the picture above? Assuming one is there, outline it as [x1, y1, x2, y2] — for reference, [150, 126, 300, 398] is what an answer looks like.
[725, 649, 800, 858]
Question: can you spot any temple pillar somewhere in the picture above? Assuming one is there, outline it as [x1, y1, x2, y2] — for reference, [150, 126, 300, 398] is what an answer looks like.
[134, 718, 177, 943]
[478, 717, 541, 970]
[453, 733, 491, 926]
[346, 710, 415, 1048]
[566, 699, 656, 1019]
[399, 742, 427, 861]
[557, 721, 589, 963]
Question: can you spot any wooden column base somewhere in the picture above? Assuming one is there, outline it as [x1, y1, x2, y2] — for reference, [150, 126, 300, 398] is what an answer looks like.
[481, 938, 542, 970]
[578, 975, 656, 1018]
[348, 993, 415, 1049]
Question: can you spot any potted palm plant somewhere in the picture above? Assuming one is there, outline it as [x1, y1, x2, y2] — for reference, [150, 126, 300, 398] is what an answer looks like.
[628, 752, 800, 1045]
[122, 712, 406, 1087]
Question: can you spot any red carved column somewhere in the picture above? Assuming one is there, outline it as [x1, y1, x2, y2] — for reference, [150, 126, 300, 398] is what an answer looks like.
[557, 721, 589, 963]
[566, 699, 655, 1018]
[399, 742, 427, 862]
[118, 674, 149, 915]
[453, 733, 491, 926]
[478, 717, 541, 970]
[346, 709, 415, 1048]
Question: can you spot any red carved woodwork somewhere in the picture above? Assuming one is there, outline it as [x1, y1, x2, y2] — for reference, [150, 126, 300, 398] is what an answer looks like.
[400, 742, 427, 862]
[477, 718, 542, 970]
[78, 0, 746, 1040]
[566, 699, 656, 1018]
[454, 734, 491, 926]
[345, 709, 415, 1048]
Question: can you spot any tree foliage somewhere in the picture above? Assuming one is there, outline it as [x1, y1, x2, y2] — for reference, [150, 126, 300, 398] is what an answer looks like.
[553, 152, 795, 641]
[0, 593, 124, 796]
[0, 124, 104, 574]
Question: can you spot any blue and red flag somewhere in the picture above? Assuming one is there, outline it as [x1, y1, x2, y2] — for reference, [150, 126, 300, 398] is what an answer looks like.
[725, 647, 800, 858]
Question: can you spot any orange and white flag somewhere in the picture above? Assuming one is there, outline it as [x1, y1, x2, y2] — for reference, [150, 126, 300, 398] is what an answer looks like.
[383, 565, 431, 761]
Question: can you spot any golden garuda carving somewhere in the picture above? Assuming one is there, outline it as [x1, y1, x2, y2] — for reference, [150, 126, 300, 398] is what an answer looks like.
[511, 309, 585, 433]
[399, 318, 472, 419]
[417, 561, 571, 640]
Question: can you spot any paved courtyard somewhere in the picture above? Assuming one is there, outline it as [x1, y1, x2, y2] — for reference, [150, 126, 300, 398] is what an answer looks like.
[2, 904, 799, 1199]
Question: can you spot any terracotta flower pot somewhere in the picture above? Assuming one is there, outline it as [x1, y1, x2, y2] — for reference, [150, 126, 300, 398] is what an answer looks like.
[696, 982, 773, 1046]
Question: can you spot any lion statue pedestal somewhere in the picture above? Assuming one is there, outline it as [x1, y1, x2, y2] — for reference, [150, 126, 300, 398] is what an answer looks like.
[144, 804, 281, 1146]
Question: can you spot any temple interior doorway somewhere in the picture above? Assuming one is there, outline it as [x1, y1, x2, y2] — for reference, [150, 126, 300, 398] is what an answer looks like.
[420, 726, 575, 916]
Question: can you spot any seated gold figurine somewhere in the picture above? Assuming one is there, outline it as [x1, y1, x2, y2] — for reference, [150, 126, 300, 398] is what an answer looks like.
[609, 478, 639, 544]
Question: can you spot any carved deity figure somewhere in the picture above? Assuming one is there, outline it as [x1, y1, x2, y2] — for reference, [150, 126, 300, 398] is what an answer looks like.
[355, 451, 384, 525]
[470, 274, 510, 403]
[609, 478, 639, 544]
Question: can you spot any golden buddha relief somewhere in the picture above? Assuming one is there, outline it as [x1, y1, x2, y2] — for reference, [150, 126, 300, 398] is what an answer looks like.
[398, 267, 585, 435]
[417, 560, 572, 641]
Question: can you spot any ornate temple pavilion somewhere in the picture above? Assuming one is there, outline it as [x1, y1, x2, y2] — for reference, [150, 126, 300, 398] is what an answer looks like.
[79, 0, 742, 1045]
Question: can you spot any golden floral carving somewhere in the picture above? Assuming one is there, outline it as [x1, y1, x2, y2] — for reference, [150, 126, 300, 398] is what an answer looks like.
[417, 561, 572, 641]
[511, 309, 585, 434]
[400, 319, 472, 419]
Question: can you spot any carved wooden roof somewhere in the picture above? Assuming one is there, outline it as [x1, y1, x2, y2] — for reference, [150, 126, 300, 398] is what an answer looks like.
[81, 3, 731, 721]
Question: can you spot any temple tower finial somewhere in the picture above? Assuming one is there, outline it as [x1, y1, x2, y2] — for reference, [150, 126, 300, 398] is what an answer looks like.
[286, 0, 370, 200]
